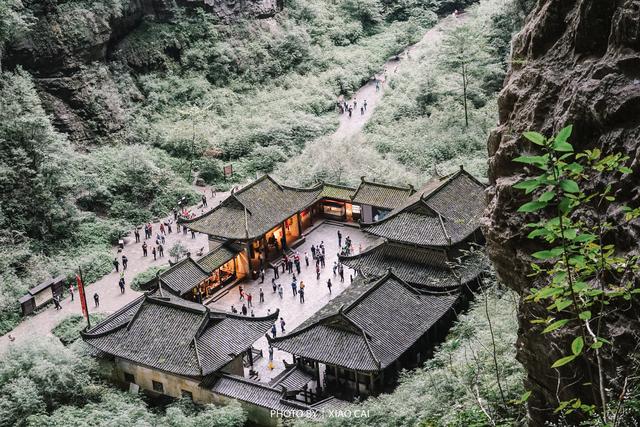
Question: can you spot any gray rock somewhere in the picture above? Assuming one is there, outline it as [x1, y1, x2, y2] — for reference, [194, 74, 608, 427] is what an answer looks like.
[484, 0, 640, 424]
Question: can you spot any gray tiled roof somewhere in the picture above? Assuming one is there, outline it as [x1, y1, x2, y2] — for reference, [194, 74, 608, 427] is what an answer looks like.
[82, 292, 277, 377]
[185, 175, 321, 240]
[340, 242, 467, 290]
[363, 170, 486, 247]
[319, 183, 357, 201]
[270, 365, 314, 390]
[351, 179, 414, 209]
[270, 272, 458, 372]
[197, 244, 238, 273]
[209, 374, 311, 412]
[159, 258, 210, 296]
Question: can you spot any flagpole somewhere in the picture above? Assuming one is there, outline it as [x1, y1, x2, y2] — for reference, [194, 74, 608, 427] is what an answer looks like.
[79, 266, 91, 330]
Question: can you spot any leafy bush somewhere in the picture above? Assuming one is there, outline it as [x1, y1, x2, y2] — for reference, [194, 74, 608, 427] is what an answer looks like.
[52, 314, 107, 346]
[130, 265, 168, 292]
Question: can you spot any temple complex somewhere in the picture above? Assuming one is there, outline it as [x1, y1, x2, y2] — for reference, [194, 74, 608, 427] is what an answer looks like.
[82, 167, 487, 424]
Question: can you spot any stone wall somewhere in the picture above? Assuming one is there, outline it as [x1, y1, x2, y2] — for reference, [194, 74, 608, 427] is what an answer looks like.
[483, 0, 640, 424]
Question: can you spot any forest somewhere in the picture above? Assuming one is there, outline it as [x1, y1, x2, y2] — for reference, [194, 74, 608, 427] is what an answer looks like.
[2, 0, 639, 425]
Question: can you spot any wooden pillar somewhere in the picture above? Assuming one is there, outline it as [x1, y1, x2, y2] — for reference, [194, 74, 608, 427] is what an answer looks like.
[354, 370, 359, 396]
[296, 212, 302, 235]
[247, 348, 254, 367]
[315, 361, 322, 394]
[281, 222, 287, 250]
[369, 373, 375, 395]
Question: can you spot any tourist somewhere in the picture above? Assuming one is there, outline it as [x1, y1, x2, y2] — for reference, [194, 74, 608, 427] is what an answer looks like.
[183, 225, 188, 235]
[316, 264, 320, 280]
[320, 253, 326, 268]
[360, 106, 364, 115]
[242, 304, 247, 316]
[291, 280, 297, 296]
[337, 230, 342, 247]
[160, 223, 165, 235]
[119, 277, 125, 294]
[260, 269, 265, 283]
[122, 255, 128, 270]
[112, 257, 119, 273]
[251, 310, 255, 317]
[272, 278, 277, 293]
[299, 288, 305, 303]
[202, 194, 207, 207]
[134, 228, 140, 243]
[327, 279, 332, 294]
[167, 220, 173, 234]
[247, 292, 253, 308]
[94, 293, 100, 307]
[280, 317, 286, 333]
[277, 284, 283, 299]
[333, 262, 338, 276]
[152, 247, 157, 261]
[271, 324, 277, 338]
[53, 295, 61, 310]
[376, 80, 380, 92]
[353, 98, 357, 109]
[311, 245, 316, 259]
[142, 242, 148, 257]
[364, 99, 367, 111]
[339, 265, 345, 283]
[239, 285, 244, 300]
[191, 229, 196, 239]
[273, 265, 279, 279]
[161, 234, 165, 245]
[231, 305, 237, 314]
[268, 346, 274, 362]
[348, 106, 352, 117]
[294, 253, 301, 274]
[282, 255, 287, 273]
[304, 251, 309, 267]
[69, 283, 74, 301]
[158, 244, 164, 257]
[259, 287, 264, 303]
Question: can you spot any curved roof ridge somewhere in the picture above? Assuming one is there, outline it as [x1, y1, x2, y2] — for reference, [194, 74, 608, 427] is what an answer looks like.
[181, 192, 249, 225]
[82, 294, 146, 337]
[357, 176, 414, 192]
[223, 308, 280, 322]
[337, 309, 381, 368]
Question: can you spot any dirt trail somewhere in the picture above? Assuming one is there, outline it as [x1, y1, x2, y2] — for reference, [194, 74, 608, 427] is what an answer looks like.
[332, 14, 461, 141]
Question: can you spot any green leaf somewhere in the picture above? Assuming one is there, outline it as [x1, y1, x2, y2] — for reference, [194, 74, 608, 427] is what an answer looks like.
[619, 167, 632, 174]
[571, 337, 584, 355]
[543, 318, 570, 334]
[574, 234, 596, 243]
[563, 228, 577, 240]
[538, 191, 555, 202]
[523, 131, 546, 146]
[560, 180, 580, 193]
[528, 228, 550, 239]
[555, 299, 572, 311]
[559, 197, 572, 214]
[552, 354, 577, 368]
[518, 201, 548, 213]
[578, 311, 592, 320]
[555, 125, 573, 144]
[513, 179, 541, 193]
[532, 247, 563, 259]
[591, 341, 603, 350]
[514, 155, 548, 166]
[553, 140, 574, 152]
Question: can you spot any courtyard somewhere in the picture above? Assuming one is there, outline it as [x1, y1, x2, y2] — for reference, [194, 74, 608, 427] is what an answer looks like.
[206, 221, 380, 383]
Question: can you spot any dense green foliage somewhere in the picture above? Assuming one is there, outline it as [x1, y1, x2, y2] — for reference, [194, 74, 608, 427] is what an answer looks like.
[130, 265, 168, 291]
[0, 339, 246, 427]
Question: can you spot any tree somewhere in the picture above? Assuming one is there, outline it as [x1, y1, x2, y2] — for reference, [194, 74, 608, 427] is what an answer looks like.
[169, 242, 188, 263]
[0, 1, 30, 73]
[438, 24, 493, 127]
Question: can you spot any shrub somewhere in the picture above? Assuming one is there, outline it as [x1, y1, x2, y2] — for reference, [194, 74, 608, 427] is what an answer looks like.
[130, 265, 168, 292]
[52, 314, 107, 346]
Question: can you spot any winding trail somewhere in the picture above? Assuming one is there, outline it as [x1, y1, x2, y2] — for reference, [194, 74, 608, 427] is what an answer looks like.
[332, 14, 461, 141]
[0, 14, 464, 352]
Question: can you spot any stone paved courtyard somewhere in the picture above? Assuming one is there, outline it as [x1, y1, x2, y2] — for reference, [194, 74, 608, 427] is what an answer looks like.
[207, 222, 380, 383]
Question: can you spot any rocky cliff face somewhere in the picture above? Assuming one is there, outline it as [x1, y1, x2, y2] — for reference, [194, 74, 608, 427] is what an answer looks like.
[484, 0, 640, 424]
[4, 0, 282, 143]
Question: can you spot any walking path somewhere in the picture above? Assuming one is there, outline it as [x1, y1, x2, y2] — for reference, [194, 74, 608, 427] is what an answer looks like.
[0, 188, 228, 351]
[332, 14, 460, 141]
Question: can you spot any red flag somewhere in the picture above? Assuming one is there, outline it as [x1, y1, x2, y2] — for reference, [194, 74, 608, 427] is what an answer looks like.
[76, 274, 88, 320]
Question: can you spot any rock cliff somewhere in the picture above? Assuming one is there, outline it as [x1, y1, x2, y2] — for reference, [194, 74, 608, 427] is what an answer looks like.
[4, 0, 282, 142]
[484, 0, 640, 424]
